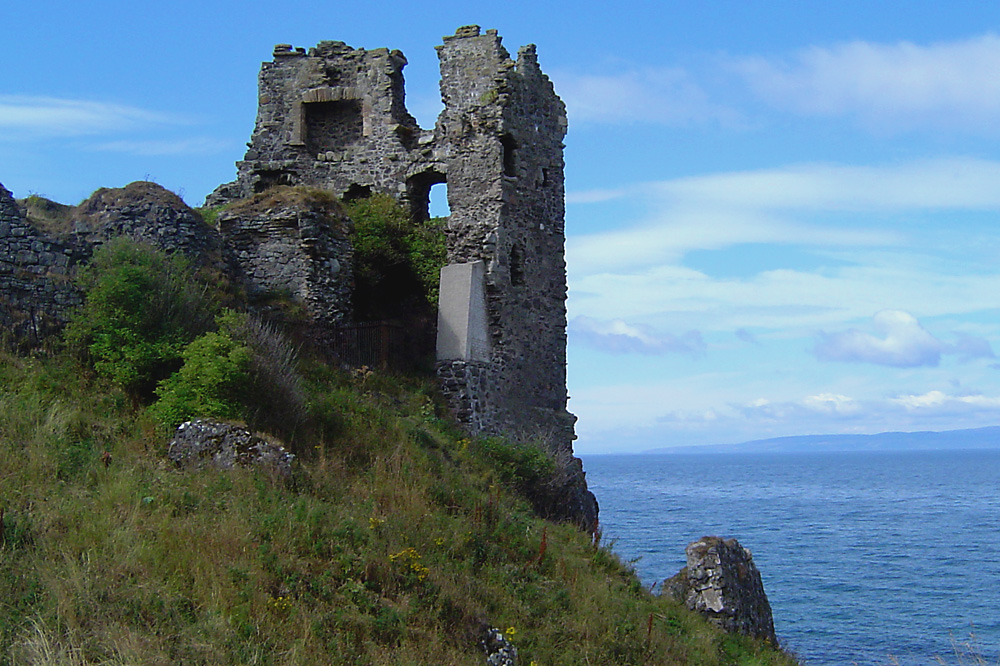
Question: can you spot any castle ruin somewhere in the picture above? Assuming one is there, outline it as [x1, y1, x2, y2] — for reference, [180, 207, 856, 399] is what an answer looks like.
[0, 26, 597, 527]
[211, 25, 581, 461]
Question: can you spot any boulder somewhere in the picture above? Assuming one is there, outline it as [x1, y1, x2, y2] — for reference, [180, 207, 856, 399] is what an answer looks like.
[167, 419, 294, 477]
[663, 536, 777, 643]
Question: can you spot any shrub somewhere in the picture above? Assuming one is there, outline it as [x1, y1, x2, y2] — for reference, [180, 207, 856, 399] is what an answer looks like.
[475, 437, 557, 496]
[344, 194, 446, 317]
[63, 238, 217, 398]
[149, 329, 252, 427]
[151, 310, 306, 440]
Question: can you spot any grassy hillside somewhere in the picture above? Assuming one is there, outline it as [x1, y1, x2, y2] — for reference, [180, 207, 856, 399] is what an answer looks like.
[0, 238, 799, 666]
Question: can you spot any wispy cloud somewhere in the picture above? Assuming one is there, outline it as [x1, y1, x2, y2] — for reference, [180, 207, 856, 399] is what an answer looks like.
[732, 34, 1000, 132]
[815, 310, 996, 367]
[566, 157, 1000, 333]
[0, 96, 182, 139]
[89, 137, 232, 156]
[553, 67, 739, 126]
[570, 157, 1000, 212]
[570, 316, 705, 355]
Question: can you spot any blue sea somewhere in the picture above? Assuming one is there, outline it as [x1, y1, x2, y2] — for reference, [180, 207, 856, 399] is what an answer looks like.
[581, 449, 1000, 666]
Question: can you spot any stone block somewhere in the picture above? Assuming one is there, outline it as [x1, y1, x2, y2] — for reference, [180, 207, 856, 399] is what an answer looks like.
[436, 261, 489, 362]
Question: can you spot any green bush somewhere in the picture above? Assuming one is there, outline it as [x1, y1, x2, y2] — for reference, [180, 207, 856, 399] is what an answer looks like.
[344, 194, 447, 316]
[150, 328, 252, 427]
[475, 437, 557, 495]
[64, 238, 217, 398]
[151, 310, 306, 439]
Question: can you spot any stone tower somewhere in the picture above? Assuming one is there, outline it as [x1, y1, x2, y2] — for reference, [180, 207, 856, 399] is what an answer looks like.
[433, 27, 574, 449]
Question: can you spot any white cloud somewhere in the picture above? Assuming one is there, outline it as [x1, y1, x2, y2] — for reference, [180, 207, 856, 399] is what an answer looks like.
[890, 390, 1000, 413]
[570, 316, 704, 355]
[815, 310, 944, 367]
[815, 311, 996, 368]
[552, 67, 738, 126]
[733, 34, 1000, 132]
[0, 96, 181, 138]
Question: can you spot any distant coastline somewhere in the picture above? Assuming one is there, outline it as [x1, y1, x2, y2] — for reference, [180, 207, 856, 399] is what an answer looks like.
[641, 425, 1000, 455]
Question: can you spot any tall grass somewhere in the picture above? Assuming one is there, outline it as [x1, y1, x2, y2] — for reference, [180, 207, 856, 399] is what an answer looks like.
[0, 343, 799, 666]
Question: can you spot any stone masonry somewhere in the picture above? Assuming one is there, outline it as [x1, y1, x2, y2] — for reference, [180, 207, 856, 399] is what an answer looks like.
[216, 188, 354, 327]
[211, 26, 596, 528]
[0, 184, 81, 345]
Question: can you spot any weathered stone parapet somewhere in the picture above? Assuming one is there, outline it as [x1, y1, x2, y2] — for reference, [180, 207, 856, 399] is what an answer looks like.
[664, 536, 777, 644]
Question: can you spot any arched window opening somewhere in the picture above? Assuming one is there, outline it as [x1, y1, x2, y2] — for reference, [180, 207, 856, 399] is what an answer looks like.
[406, 170, 446, 222]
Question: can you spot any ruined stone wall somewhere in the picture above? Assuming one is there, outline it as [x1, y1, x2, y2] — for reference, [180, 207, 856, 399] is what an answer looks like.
[207, 41, 444, 216]
[0, 183, 83, 344]
[0, 182, 355, 344]
[73, 182, 224, 262]
[216, 188, 353, 327]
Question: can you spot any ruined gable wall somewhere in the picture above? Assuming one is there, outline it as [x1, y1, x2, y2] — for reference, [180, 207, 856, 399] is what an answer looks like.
[208, 41, 441, 211]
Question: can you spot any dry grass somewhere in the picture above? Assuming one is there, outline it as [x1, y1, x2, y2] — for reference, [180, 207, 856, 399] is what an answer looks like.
[0, 347, 800, 666]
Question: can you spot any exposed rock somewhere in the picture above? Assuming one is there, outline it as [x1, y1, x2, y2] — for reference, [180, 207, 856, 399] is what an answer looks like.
[167, 419, 294, 477]
[663, 536, 777, 644]
[480, 626, 517, 666]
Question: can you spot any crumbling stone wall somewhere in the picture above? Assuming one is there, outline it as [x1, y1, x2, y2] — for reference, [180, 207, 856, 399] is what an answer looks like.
[73, 181, 224, 262]
[216, 188, 353, 327]
[0, 183, 81, 345]
[0, 181, 355, 344]
[434, 28, 574, 450]
[207, 40, 442, 214]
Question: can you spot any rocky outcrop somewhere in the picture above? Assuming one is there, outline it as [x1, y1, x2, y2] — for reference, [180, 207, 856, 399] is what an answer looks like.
[167, 419, 295, 477]
[663, 536, 777, 643]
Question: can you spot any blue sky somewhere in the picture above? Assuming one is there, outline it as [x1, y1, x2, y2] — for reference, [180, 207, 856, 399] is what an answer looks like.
[6, 1, 1000, 453]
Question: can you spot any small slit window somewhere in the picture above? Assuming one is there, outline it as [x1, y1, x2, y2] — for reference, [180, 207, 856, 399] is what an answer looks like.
[501, 133, 518, 177]
[509, 244, 525, 287]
